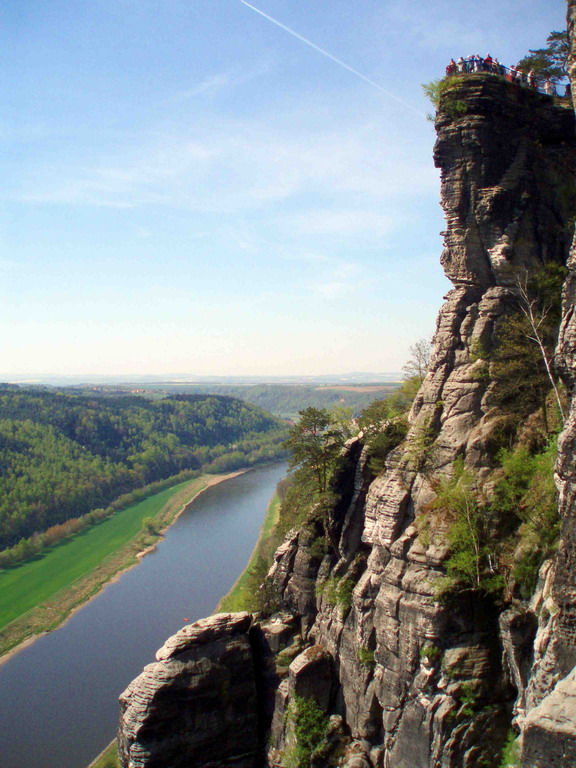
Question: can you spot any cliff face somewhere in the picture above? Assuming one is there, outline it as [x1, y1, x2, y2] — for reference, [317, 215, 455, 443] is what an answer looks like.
[118, 69, 576, 768]
[118, 612, 279, 768]
[270, 76, 574, 768]
[519, 5, 576, 766]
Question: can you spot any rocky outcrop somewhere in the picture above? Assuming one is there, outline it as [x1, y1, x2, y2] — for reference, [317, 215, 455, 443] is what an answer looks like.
[267, 75, 574, 768]
[516, 3, 576, 764]
[118, 58, 576, 768]
[118, 613, 269, 768]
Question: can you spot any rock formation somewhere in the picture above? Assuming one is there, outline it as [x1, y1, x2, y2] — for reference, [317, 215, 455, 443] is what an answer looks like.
[118, 613, 269, 768]
[517, 3, 576, 765]
[118, 26, 576, 768]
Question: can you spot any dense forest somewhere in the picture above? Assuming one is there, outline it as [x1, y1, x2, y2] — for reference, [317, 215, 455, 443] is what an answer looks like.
[0, 386, 288, 550]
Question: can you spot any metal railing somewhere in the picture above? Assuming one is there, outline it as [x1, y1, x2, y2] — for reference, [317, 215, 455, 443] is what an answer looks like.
[446, 60, 569, 99]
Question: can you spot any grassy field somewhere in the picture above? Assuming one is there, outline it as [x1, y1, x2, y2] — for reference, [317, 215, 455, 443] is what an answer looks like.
[88, 740, 120, 768]
[0, 474, 226, 658]
[217, 492, 281, 613]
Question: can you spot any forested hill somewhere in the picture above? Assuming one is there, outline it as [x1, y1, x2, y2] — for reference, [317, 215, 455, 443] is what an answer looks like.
[77, 383, 399, 420]
[163, 384, 397, 419]
[0, 386, 287, 550]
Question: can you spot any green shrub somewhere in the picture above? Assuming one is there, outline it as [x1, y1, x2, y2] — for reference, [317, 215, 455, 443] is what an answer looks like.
[316, 577, 337, 605]
[490, 263, 567, 430]
[316, 575, 355, 614]
[276, 471, 318, 539]
[367, 419, 409, 475]
[308, 535, 328, 560]
[142, 517, 159, 535]
[408, 416, 436, 471]
[494, 437, 560, 597]
[422, 76, 461, 108]
[420, 644, 442, 663]
[458, 682, 480, 718]
[499, 729, 521, 767]
[433, 459, 493, 595]
[283, 695, 329, 768]
[358, 646, 375, 667]
[336, 578, 355, 612]
[422, 76, 469, 119]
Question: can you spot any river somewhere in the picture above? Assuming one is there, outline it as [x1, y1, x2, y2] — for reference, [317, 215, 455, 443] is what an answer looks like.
[0, 461, 287, 768]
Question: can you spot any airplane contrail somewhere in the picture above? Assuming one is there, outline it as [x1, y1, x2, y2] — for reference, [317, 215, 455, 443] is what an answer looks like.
[239, 0, 425, 117]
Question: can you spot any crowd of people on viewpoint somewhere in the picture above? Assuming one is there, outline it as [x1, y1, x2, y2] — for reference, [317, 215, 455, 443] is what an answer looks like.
[445, 54, 570, 99]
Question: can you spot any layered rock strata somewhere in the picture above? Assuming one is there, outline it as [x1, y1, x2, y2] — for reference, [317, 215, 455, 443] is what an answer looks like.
[118, 72, 576, 768]
[118, 613, 267, 768]
[268, 74, 574, 768]
[518, 4, 576, 765]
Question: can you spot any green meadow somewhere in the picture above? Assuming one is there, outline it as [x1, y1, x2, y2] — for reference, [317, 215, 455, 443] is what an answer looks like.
[0, 476, 206, 632]
[88, 740, 120, 768]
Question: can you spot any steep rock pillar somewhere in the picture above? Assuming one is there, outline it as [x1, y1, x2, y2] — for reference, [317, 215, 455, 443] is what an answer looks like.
[520, 4, 576, 765]
[270, 75, 576, 768]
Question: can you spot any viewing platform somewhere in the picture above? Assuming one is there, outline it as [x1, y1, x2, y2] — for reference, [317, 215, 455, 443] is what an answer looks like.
[445, 56, 571, 102]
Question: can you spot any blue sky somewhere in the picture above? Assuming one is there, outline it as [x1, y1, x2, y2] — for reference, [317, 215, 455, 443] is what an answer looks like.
[1, 0, 567, 378]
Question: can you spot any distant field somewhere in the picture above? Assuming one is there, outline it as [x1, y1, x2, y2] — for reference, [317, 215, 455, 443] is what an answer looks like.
[316, 385, 399, 392]
[94, 382, 402, 419]
[0, 477, 207, 633]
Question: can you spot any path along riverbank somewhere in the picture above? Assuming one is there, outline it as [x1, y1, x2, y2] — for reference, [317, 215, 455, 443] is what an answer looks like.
[0, 469, 247, 664]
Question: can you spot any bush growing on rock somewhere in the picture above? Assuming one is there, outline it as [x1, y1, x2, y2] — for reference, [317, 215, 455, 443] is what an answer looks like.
[283, 695, 329, 768]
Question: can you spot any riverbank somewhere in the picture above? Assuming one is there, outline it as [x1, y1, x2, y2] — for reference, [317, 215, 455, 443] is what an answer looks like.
[84, 480, 281, 768]
[0, 470, 246, 664]
[87, 740, 119, 768]
[216, 490, 281, 613]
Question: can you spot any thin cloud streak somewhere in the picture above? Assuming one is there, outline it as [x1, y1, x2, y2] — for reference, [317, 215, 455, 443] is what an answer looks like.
[239, 0, 426, 117]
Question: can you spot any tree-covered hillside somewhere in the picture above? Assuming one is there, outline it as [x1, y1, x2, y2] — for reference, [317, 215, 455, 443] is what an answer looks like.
[0, 387, 287, 550]
[78, 383, 400, 420]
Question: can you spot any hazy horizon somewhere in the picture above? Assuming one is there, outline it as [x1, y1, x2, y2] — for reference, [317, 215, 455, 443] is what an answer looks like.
[0, 371, 404, 386]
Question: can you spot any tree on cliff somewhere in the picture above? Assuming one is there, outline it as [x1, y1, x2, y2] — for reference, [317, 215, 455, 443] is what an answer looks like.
[401, 336, 433, 401]
[283, 407, 344, 495]
[403, 337, 433, 382]
[518, 30, 568, 83]
[491, 264, 566, 430]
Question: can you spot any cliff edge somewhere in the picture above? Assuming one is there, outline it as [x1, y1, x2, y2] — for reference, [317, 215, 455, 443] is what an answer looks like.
[118, 46, 576, 768]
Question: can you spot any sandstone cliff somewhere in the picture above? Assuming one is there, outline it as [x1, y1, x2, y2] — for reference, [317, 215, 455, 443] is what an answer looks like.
[118, 49, 576, 768]
[519, 4, 576, 766]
